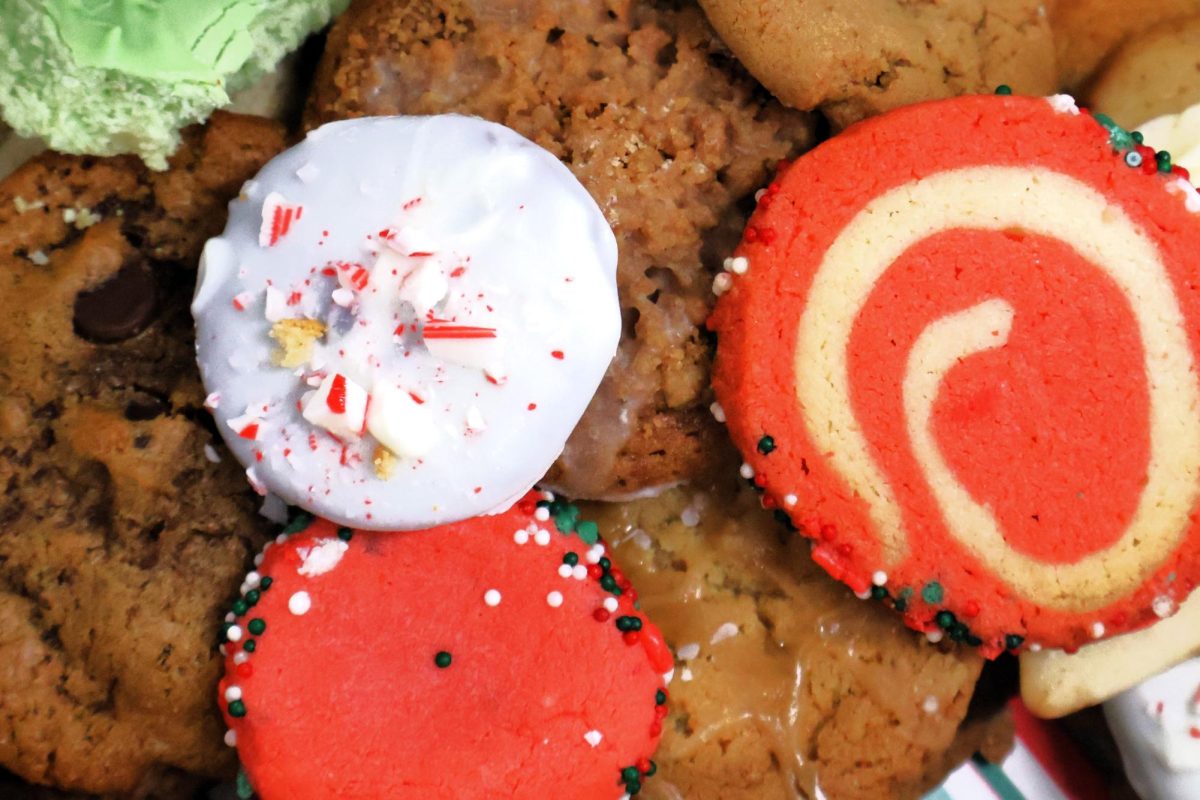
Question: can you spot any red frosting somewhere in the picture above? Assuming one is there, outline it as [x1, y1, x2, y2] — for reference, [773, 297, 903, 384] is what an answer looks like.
[710, 94, 1200, 655]
[219, 496, 667, 799]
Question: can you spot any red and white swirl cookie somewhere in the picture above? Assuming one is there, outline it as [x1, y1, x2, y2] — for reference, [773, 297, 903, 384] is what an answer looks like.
[217, 495, 671, 799]
[710, 93, 1200, 656]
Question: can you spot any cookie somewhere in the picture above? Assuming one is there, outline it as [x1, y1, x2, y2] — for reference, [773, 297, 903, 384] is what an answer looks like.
[307, 0, 816, 499]
[710, 93, 1200, 655]
[1087, 16, 1200, 128]
[1050, 0, 1200, 90]
[696, 0, 1056, 128]
[195, 115, 620, 529]
[0, 0, 345, 167]
[0, 113, 285, 794]
[218, 498, 670, 799]
[589, 483, 1013, 800]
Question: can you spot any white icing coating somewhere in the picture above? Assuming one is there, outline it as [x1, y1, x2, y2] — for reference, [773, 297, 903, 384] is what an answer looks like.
[193, 115, 620, 529]
[1105, 657, 1200, 799]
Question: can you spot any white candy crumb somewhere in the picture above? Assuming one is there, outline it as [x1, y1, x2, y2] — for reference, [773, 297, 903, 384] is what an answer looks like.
[297, 538, 349, 577]
[204, 444, 222, 463]
[28, 250, 49, 266]
[709, 402, 726, 422]
[676, 642, 701, 661]
[584, 730, 603, 748]
[711, 622, 739, 645]
[922, 696, 940, 714]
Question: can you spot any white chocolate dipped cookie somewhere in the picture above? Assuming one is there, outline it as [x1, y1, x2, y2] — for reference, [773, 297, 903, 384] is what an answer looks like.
[193, 115, 620, 529]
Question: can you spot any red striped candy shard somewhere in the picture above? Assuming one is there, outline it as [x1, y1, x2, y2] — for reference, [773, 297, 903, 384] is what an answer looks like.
[710, 94, 1200, 656]
[218, 496, 667, 799]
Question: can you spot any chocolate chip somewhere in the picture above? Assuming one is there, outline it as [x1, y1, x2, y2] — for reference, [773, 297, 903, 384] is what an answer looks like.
[73, 259, 158, 343]
[124, 396, 167, 421]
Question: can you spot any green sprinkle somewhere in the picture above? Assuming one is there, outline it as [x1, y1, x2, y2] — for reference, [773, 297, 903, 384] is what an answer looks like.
[1132, 130, 1145, 144]
[434, 651, 452, 669]
[645, 761, 657, 777]
[893, 597, 908, 612]
[600, 575, 617, 592]
[966, 634, 983, 647]
[575, 519, 599, 545]
[935, 610, 955, 629]
[621, 766, 640, 783]
[228, 699, 247, 718]
[921, 582, 945, 604]
[616, 615, 643, 632]
[245, 589, 261, 606]
[994, 84, 1012, 95]
[259, 576, 273, 590]
[282, 511, 313, 535]
[231, 599, 248, 616]
[1157, 151, 1173, 173]
[869, 585, 888, 601]
[655, 690, 667, 706]
[563, 552, 579, 567]
[243, 640, 256, 653]
[236, 768, 254, 800]
[627, 779, 642, 795]
[337, 526, 353, 542]
[757, 435, 776, 455]
[598, 557, 611, 571]
[247, 618, 266, 636]
[773, 509, 797, 531]
[1005, 634, 1025, 650]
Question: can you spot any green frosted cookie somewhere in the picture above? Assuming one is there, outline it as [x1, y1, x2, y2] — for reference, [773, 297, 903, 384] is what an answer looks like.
[0, 0, 348, 168]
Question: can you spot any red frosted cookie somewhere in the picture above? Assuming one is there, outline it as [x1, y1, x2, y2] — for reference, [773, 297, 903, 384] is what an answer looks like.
[217, 494, 671, 799]
[710, 93, 1200, 657]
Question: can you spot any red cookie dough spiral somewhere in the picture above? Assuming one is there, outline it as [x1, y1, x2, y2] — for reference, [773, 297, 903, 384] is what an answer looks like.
[710, 94, 1200, 656]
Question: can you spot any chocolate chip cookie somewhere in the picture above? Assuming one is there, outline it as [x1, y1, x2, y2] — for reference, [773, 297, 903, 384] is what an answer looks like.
[307, 0, 817, 499]
[0, 113, 285, 795]
[593, 483, 1013, 800]
[697, 0, 1057, 128]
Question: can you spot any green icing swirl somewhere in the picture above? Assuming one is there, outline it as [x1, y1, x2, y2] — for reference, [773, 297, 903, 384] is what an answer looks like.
[44, 0, 267, 81]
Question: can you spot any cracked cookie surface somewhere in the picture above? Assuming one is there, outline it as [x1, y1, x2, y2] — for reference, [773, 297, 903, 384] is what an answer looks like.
[0, 113, 285, 795]
[592, 483, 1012, 800]
[307, 0, 816, 499]
[697, 0, 1057, 128]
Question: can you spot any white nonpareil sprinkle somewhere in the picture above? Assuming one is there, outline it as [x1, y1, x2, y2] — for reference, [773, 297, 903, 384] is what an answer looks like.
[632, 530, 653, 551]
[244, 572, 261, 590]
[297, 538, 349, 577]
[275, 533, 288, 545]
[203, 444, 222, 463]
[224, 686, 243, 703]
[922, 696, 940, 714]
[739, 463, 755, 480]
[709, 402, 726, 423]
[484, 589, 502, 607]
[855, 588, 872, 601]
[535, 507, 551, 522]
[226, 625, 244, 642]
[253, 553, 265, 567]
[784, 494, 798, 508]
[558, 564, 574, 579]
[926, 630, 944, 644]
[547, 591, 564, 608]
[872, 571, 888, 587]
[28, 250, 49, 266]
[680, 506, 701, 527]
[585, 545, 605, 564]
[603, 597, 619, 613]
[224, 612, 236, 623]
[712, 272, 733, 296]
[584, 730, 604, 748]
[1153, 595, 1176, 619]
[710, 622, 739, 645]
[676, 642, 701, 661]
[729, 256, 749, 275]
[233, 651, 250, 665]
[1092, 622, 1106, 639]
[224, 729, 238, 748]
[1029, 643, 1043, 653]
[681, 667, 694, 682]
[534, 529, 551, 546]
[572, 565, 588, 580]
[289, 591, 312, 616]
[514, 529, 530, 545]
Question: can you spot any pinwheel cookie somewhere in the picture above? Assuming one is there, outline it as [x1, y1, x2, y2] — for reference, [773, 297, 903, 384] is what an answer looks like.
[710, 92, 1200, 656]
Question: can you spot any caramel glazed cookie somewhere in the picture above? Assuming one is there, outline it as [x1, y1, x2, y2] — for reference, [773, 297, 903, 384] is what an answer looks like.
[307, 0, 817, 499]
[694, 0, 1057, 127]
[0, 113, 285, 796]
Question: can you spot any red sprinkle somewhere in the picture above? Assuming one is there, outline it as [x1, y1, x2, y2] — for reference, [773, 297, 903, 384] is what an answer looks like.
[528, 403, 537, 411]
[622, 631, 641, 646]
[236, 663, 253, 679]
[551, 350, 565, 360]
[238, 423, 260, 440]
[593, 608, 611, 622]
